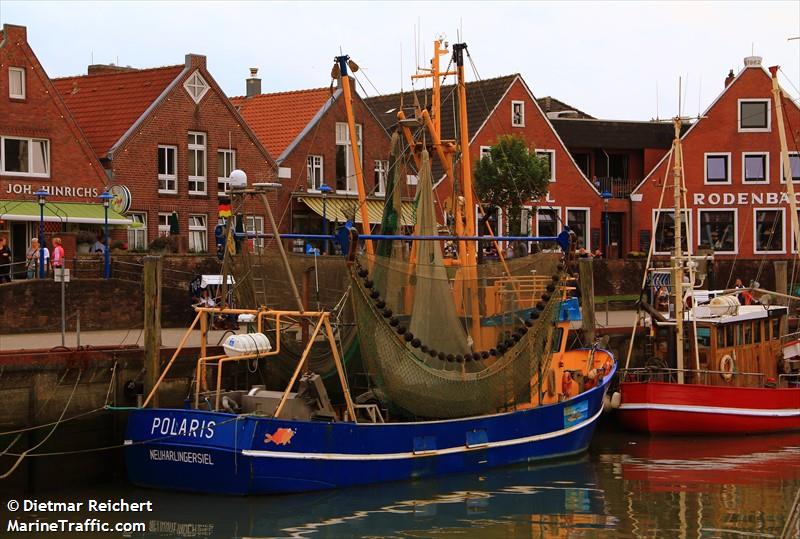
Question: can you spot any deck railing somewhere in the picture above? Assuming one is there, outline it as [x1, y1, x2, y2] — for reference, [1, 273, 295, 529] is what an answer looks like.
[619, 367, 785, 388]
[594, 177, 638, 199]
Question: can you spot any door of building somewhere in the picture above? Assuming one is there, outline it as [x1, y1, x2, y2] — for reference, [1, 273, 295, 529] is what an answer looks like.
[602, 212, 624, 259]
[10, 222, 29, 279]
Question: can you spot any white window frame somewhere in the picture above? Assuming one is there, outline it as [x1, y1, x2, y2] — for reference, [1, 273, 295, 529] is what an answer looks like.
[535, 206, 561, 237]
[511, 100, 525, 127]
[127, 212, 148, 251]
[183, 70, 210, 104]
[652, 209, 693, 256]
[374, 159, 388, 196]
[157, 145, 177, 193]
[335, 122, 362, 194]
[753, 207, 786, 255]
[780, 152, 800, 183]
[158, 213, 173, 238]
[479, 146, 492, 161]
[790, 209, 800, 254]
[476, 205, 504, 251]
[697, 208, 738, 255]
[307, 155, 324, 192]
[9, 67, 25, 99]
[216, 149, 236, 196]
[704, 152, 732, 185]
[742, 152, 769, 184]
[566, 206, 591, 251]
[738, 98, 771, 133]
[246, 215, 265, 253]
[188, 214, 208, 253]
[536, 149, 556, 183]
[0, 136, 50, 178]
[188, 132, 207, 195]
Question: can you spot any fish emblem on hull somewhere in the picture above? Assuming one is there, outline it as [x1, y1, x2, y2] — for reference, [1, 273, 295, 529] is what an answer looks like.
[264, 428, 296, 446]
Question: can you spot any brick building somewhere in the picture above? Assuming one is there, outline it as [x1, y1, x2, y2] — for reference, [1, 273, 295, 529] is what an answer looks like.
[231, 71, 396, 237]
[631, 56, 800, 259]
[52, 55, 277, 253]
[366, 74, 602, 252]
[0, 24, 121, 273]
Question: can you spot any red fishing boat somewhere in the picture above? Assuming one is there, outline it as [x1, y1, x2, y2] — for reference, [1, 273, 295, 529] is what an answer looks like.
[614, 67, 800, 435]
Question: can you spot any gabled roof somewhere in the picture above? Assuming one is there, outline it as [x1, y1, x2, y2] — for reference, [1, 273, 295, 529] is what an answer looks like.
[53, 65, 185, 157]
[231, 88, 335, 159]
[536, 96, 595, 119]
[551, 118, 683, 149]
[364, 74, 518, 142]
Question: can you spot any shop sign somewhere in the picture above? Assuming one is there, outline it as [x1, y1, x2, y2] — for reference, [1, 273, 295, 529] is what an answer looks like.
[109, 185, 132, 215]
[4, 182, 100, 198]
[693, 192, 800, 206]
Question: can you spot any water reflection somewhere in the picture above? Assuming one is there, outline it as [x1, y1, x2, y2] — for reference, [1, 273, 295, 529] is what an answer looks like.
[6, 432, 800, 538]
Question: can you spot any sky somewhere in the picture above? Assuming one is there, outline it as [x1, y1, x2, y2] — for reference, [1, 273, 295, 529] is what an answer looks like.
[1, 1, 798, 121]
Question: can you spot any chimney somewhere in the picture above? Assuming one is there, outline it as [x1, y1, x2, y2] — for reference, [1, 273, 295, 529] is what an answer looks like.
[87, 64, 138, 76]
[246, 68, 261, 97]
[724, 69, 735, 87]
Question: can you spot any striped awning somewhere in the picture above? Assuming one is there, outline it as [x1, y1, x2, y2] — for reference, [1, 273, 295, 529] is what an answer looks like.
[299, 196, 416, 226]
[0, 200, 132, 225]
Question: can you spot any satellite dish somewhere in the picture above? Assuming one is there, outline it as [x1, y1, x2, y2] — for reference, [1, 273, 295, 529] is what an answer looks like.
[229, 169, 247, 188]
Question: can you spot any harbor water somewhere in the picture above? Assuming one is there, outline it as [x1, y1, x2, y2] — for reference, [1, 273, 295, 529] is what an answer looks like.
[3, 427, 799, 538]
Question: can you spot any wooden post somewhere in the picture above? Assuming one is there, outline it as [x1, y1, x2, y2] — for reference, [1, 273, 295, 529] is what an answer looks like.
[775, 260, 789, 336]
[143, 255, 162, 408]
[301, 268, 311, 345]
[578, 258, 596, 344]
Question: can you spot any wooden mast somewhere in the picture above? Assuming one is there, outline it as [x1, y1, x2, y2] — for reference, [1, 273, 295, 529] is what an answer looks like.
[770, 66, 800, 256]
[671, 117, 685, 384]
[336, 55, 373, 256]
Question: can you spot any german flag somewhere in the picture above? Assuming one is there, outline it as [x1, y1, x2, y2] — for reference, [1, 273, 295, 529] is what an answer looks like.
[218, 199, 232, 218]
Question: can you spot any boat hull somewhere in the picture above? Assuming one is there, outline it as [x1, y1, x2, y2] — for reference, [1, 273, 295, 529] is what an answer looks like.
[124, 365, 613, 495]
[617, 381, 800, 434]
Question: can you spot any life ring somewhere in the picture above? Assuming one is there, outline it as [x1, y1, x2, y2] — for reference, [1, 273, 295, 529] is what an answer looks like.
[562, 371, 573, 397]
[719, 354, 735, 382]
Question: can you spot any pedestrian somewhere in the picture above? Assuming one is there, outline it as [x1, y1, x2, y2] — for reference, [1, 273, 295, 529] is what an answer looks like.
[26, 238, 49, 278]
[0, 236, 11, 283]
[92, 234, 106, 254]
[52, 237, 64, 272]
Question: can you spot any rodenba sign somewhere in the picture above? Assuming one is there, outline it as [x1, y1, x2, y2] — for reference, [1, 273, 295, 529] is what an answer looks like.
[693, 192, 800, 206]
[5, 183, 100, 198]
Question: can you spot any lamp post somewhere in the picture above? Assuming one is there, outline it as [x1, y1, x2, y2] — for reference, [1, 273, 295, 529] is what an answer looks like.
[319, 183, 333, 255]
[601, 191, 612, 258]
[34, 189, 48, 279]
[98, 190, 113, 279]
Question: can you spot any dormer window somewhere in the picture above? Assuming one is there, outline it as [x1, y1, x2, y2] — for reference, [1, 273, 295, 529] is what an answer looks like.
[738, 99, 770, 132]
[9, 67, 25, 99]
[184, 71, 210, 104]
[511, 101, 525, 127]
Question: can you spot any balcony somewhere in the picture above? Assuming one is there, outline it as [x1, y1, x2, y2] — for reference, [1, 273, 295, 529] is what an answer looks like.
[593, 177, 639, 199]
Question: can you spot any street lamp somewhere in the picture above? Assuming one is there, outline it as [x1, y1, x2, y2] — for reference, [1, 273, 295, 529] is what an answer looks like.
[319, 183, 333, 255]
[601, 190, 612, 258]
[34, 189, 48, 279]
[98, 190, 113, 279]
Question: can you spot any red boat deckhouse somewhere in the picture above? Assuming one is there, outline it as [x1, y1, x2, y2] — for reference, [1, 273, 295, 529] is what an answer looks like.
[631, 56, 800, 259]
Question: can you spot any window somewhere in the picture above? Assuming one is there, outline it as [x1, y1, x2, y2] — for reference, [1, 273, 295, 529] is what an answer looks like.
[704, 153, 731, 184]
[781, 152, 800, 183]
[653, 210, 691, 254]
[374, 160, 388, 196]
[127, 212, 147, 251]
[307, 155, 324, 191]
[608, 154, 629, 180]
[698, 209, 736, 254]
[479, 146, 492, 161]
[573, 153, 590, 177]
[9, 67, 25, 99]
[536, 208, 560, 238]
[754, 321, 761, 343]
[183, 71, 210, 104]
[754, 208, 785, 254]
[536, 150, 555, 182]
[743, 153, 768, 183]
[772, 318, 781, 340]
[158, 213, 173, 238]
[696, 327, 711, 348]
[157, 145, 177, 193]
[335, 122, 362, 192]
[217, 149, 236, 196]
[511, 100, 525, 127]
[188, 132, 206, 194]
[567, 208, 589, 250]
[739, 99, 770, 131]
[1, 136, 49, 177]
[188, 214, 207, 253]
[246, 216, 264, 253]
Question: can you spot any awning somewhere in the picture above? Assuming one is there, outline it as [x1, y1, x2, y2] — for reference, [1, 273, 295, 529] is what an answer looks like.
[299, 197, 416, 226]
[0, 200, 132, 225]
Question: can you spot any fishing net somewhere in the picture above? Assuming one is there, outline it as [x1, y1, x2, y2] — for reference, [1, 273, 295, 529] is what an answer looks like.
[352, 148, 569, 418]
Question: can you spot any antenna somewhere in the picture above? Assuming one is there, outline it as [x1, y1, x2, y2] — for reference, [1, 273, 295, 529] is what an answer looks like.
[697, 76, 702, 118]
[656, 81, 659, 120]
[683, 73, 689, 118]
[678, 76, 682, 117]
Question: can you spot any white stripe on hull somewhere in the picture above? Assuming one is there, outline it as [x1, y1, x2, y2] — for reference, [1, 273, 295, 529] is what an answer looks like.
[619, 403, 800, 417]
[240, 406, 604, 461]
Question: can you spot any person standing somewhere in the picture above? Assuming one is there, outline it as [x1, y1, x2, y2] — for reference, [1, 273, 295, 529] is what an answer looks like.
[52, 237, 65, 272]
[0, 237, 11, 283]
[26, 238, 50, 278]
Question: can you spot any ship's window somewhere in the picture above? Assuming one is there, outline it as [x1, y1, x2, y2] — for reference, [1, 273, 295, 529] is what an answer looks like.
[736, 324, 744, 346]
[754, 321, 761, 343]
[744, 322, 752, 345]
[717, 326, 725, 348]
[696, 327, 711, 347]
[772, 317, 781, 339]
[551, 327, 563, 353]
[725, 325, 735, 348]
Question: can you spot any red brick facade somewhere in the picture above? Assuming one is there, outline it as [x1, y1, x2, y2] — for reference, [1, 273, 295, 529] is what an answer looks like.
[632, 60, 800, 259]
